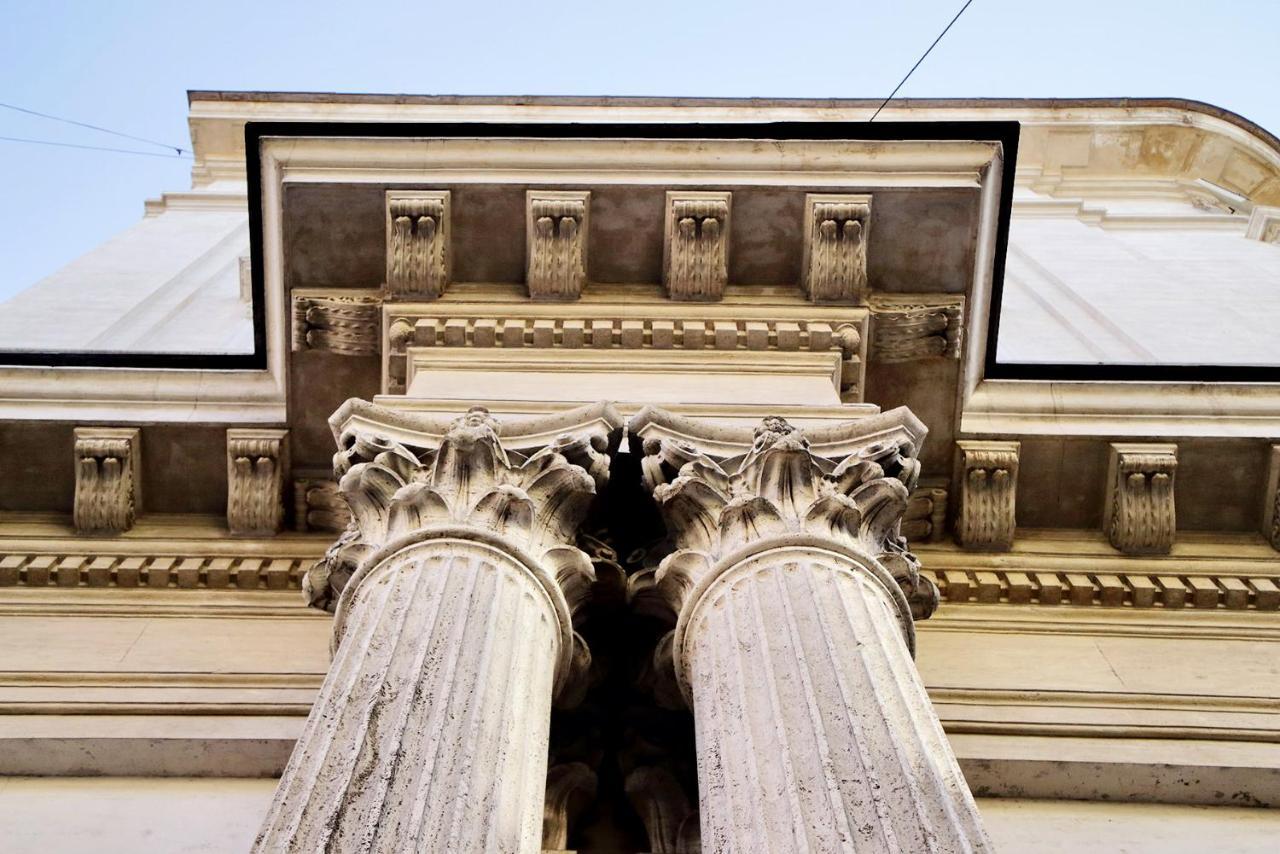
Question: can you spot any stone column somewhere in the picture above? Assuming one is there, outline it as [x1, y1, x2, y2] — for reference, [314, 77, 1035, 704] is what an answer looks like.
[256, 402, 619, 853]
[635, 408, 991, 853]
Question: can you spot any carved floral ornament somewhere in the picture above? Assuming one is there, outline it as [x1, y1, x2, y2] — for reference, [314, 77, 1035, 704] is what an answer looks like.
[303, 402, 616, 612]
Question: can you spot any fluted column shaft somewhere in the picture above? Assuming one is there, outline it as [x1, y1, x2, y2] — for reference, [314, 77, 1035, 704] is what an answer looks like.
[679, 543, 989, 854]
[255, 534, 566, 853]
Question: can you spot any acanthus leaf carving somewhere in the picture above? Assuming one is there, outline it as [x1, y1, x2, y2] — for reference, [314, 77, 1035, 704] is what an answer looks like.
[664, 192, 730, 301]
[527, 191, 589, 301]
[956, 440, 1019, 551]
[803, 193, 871, 303]
[227, 429, 289, 536]
[385, 191, 450, 299]
[73, 428, 141, 535]
[634, 408, 937, 629]
[305, 401, 620, 628]
[1106, 443, 1177, 555]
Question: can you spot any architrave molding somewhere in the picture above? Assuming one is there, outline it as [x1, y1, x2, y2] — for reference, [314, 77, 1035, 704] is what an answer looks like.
[380, 296, 868, 400]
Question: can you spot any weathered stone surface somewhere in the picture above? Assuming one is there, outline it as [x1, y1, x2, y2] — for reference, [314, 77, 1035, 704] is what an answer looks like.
[226, 429, 288, 536]
[634, 407, 990, 852]
[527, 191, 589, 301]
[956, 440, 1019, 551]
[73, 428, 141, 535]
[1105, 443, 1177, 555]
[385, 191, 450, 299]
[664, 192, 730, 301]
[803, 193, 871, 303]
[256, 402, 619, 853]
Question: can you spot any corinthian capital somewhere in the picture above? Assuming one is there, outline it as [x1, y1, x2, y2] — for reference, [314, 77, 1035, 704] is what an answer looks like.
[632, 406, 938, 624]
[303, 400, 622, 615]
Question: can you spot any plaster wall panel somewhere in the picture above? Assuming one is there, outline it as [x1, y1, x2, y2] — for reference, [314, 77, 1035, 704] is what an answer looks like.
[0, 615, 329, 675]
[916, 620, 1280, 700]
[1175, 438, 1267, 532]
[586, 185, 665, 283]
[448, 184, 526, 283]
[0, 777, 278, 854]
[141, 426, 227, 515]
[726, 188, 803, 284]
[863, 360, 959, 473]
[868, 189, 978, 293]
[1014, 438, 1108, 530]
[0, 423, 74, 512]
[976, 797, 1280, 854]
[288, 352, 381, 469]
[282, 185, 383, 288]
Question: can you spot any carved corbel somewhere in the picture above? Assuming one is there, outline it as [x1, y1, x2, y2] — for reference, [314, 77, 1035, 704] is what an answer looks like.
[664, 192, 730, 301]
[625, 766, 700, 854]
[291, 290, 381, 356]
[903, 480, 948, 542]
[385, 190, 451, 299]
[227, 429, 289, 536]
[869, 294, 964, 362]
[528, 190, 589, 301]
[292, 477, 351, 533]
[803, 194, 871, 303]
[956, 440, 1019, 551]
[73, 428, 141, 535]
[542, 762, 598, 852]
[1105, 443, 1177, 555]
[1263, 445, 1280, 552]
[1246, 206, 1280, 244]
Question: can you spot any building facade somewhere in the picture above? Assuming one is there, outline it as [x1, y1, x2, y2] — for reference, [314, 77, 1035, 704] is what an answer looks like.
[0, 94, 1279, 853]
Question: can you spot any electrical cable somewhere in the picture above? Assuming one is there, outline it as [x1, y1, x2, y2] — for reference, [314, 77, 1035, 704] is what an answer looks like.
[0, 100, 189, 155]
[0, 135, 191, 159]
[869, 0, 976, 122]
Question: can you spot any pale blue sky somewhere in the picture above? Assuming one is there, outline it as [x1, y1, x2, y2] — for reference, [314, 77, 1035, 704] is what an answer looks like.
[2, 0, 1277, 301]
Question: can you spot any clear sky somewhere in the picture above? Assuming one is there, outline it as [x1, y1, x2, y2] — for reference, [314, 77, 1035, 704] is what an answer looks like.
[1, 0, 1277, 301]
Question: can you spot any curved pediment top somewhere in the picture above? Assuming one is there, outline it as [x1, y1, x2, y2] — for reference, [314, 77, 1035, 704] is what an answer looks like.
[628, 404, 927, 463]
[330, 398, 624, 455]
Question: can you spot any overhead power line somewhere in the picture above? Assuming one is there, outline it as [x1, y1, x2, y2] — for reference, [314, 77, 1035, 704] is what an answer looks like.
[0, 100, 190, 155]
[870, 0, 976, 122]
[0, 135, 192, 159]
